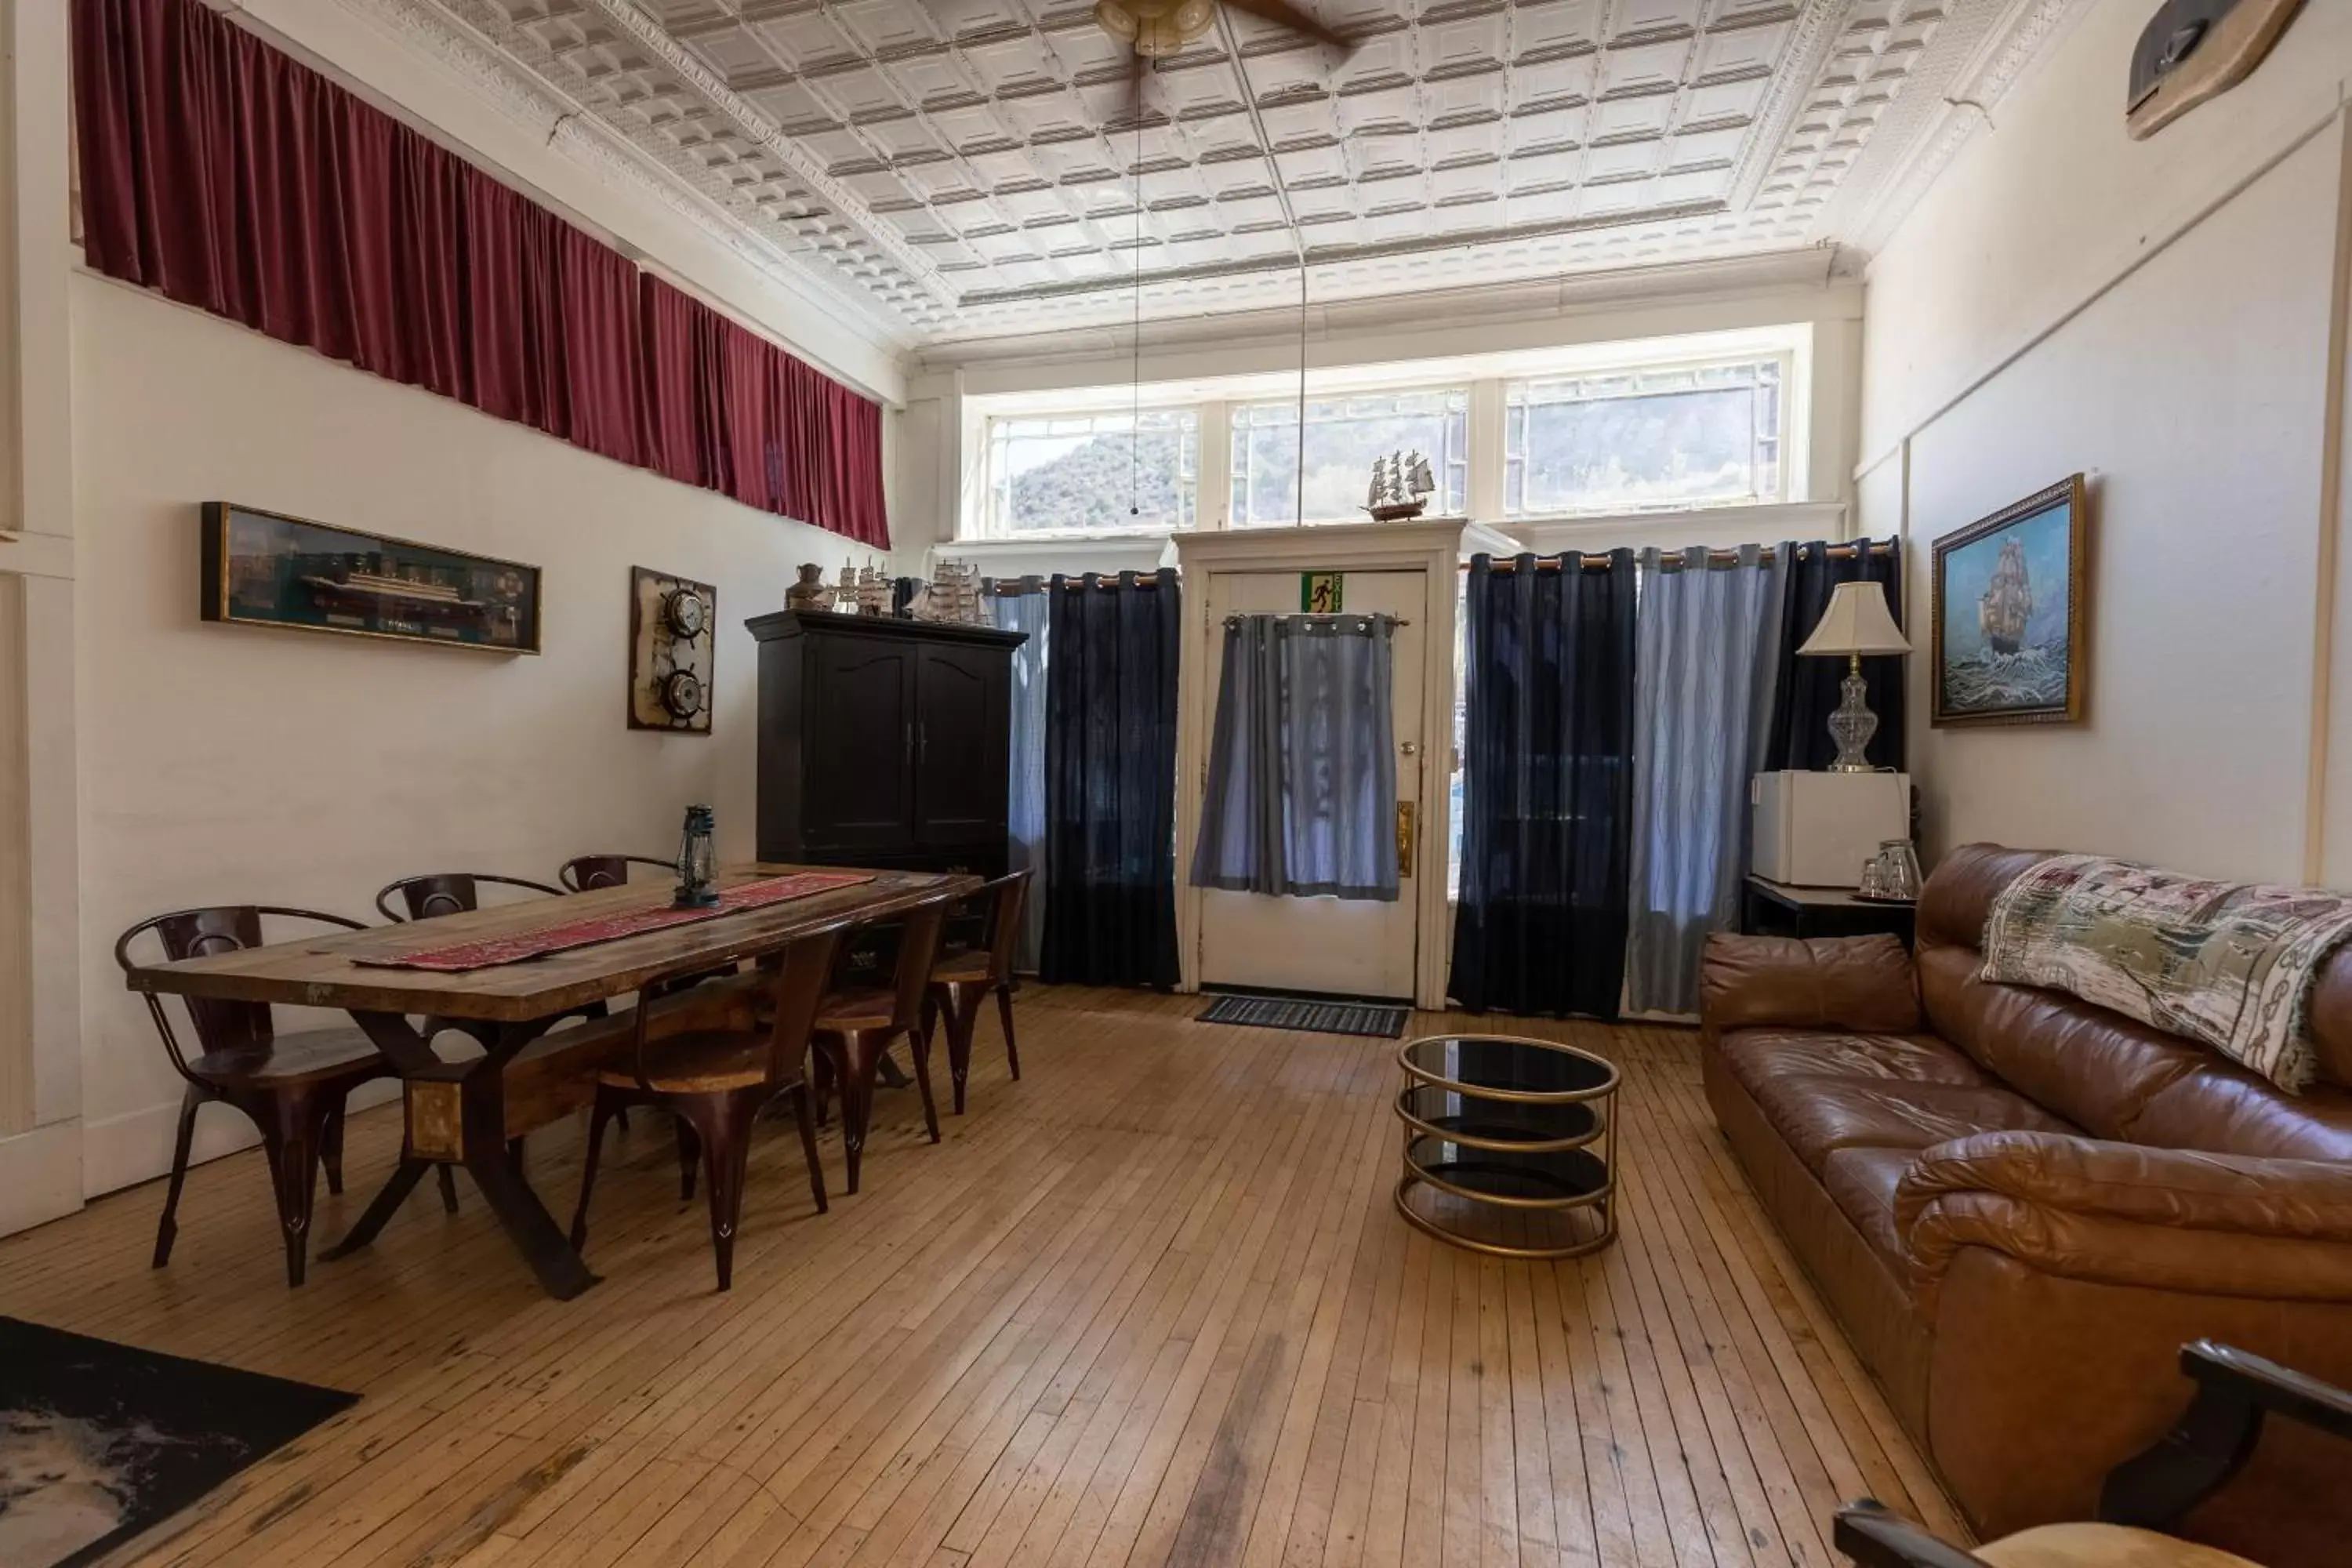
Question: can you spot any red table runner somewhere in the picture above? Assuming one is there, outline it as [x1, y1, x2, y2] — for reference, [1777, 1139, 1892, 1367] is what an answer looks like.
[354, 871, 877, 972]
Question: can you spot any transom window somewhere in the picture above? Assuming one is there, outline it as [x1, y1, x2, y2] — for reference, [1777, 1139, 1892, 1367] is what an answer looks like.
[1504, 358, 1785, 516]
[984, 408, 1199, 535]
[1229, 389, 1468, 527]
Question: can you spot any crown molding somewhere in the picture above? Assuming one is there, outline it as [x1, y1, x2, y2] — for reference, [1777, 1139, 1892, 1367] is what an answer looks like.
[332, 0, 926, 360]
[1842, 0, 2097, 257]
[565, 0, 954, 314]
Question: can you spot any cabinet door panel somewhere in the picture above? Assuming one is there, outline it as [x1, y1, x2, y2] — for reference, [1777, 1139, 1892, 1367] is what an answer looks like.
[914, 644, 1007, 846]
[804, 638, 915, 851]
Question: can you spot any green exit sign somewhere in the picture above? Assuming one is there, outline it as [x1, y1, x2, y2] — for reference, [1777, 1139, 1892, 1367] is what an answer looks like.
[1301, 572, 1343, 613]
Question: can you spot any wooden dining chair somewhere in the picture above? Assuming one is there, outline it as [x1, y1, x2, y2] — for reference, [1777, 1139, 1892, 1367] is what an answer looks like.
[810, 895, 953, 1195]
[114, 906, 459, 1287]
[375, 870, 601, 1156]
[556, 855, 676, 893]
[916, 869, 1031, 1116]
[374, 871, 565, 923]
[568, 925, 844, 1291]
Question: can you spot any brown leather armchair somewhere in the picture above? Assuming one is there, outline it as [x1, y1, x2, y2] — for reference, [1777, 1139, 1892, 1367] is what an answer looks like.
[1834, 1341, 2352, 1568]
[1700, 844, 2352, 1568]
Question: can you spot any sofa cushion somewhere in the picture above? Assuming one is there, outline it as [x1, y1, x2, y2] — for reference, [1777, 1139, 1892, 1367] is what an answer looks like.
[1718, 1028, 1987, 1095]
[1920, 944, 2210, 1139]
[2124, 1065, 2352, 1163]
[1748, 1075, 2076, 1176]
[1821, 1145, 1916, 1274]
[1700, 933, 1921, 1037]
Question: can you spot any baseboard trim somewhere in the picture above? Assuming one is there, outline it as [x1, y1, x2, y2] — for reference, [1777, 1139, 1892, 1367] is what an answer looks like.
[0, 1119, 84, 1238]
[80, 1078, 403, 1200]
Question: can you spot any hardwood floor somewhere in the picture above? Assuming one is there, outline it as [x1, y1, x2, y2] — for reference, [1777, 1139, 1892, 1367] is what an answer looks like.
[0, 987, 1963, 1566]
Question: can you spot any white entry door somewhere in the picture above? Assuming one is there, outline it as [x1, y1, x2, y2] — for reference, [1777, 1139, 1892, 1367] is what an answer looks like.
[1196, 568, 1425, 1000]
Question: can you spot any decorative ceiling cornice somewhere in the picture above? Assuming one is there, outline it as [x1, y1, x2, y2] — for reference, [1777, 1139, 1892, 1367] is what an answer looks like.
[326, 0, 2087, 347]
[1843, 0, 2094, 256]
[564, 0, 956, 308]
[333, 0, 927, 350]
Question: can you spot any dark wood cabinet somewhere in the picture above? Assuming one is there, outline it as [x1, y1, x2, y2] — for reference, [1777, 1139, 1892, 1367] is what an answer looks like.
[748, 610, 1025, 878]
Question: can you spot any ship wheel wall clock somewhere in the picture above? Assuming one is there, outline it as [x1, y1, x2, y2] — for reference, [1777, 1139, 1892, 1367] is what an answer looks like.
[2128, 0, 2307, 140]
[628, 565, 715, 734]
[1929, 474, 2090, 728]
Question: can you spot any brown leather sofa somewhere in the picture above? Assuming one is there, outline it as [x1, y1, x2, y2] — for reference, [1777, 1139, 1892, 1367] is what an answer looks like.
[1700, 844, 2352, 1568]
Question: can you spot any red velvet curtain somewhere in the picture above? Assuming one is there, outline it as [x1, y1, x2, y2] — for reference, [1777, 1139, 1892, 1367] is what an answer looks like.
[72, 0, 889, 546]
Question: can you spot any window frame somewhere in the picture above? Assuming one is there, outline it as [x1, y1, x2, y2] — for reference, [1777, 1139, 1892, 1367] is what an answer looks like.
[1225, 383, 1474, 529]
[978, 403, 1204, 539]
[953, 329, 1813, 544]
[1499, 350, 1797, 522]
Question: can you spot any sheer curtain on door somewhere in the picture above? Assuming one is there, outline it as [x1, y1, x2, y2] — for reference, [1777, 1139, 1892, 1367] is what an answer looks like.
[985, 577, 1049, 971]
[1191, 613, 1400, 902]
[1624, 544, 1787, 1015]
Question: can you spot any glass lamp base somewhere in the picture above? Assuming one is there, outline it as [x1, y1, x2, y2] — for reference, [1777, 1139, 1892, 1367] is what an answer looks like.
[1826, 662, 1878, 773]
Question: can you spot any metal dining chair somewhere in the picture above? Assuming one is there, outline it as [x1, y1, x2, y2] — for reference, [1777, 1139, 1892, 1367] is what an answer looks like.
[114, 905, 459, 1287]
[568, 924, 844, 1291]
[810, 893, 954, 1195]
[916, 869, 1031, 1116]
[556, 855, 677, 893]
[374, 871, 566, 923]
[373, 870, 599, 1155]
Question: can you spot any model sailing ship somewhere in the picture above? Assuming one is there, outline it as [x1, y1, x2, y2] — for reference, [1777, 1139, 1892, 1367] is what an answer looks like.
[1363, 450, 1436, 521]
[1979, 537, 2033, 655]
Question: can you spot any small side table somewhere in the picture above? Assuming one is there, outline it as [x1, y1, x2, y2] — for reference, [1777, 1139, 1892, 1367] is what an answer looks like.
[1741, 875, 1915, 948]
[1393, 1033, 1617, 1260]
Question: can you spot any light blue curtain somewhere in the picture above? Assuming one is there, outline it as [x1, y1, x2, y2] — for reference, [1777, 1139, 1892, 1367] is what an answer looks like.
[1192, 613, 1399, 902]
[1625, 544, 1788, 1014]
[986, 580, 1048, 971]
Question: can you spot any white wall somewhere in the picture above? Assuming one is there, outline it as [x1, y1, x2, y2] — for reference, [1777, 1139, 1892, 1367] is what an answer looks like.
[68, 274, 877, 1195]
[1857, 0, 2352, 884]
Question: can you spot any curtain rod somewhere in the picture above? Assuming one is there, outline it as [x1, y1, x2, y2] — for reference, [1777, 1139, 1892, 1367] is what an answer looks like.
[1464, 539, 1896, 574]
[1223, 612, 1411, 628]
[982, 577, 1170, 594]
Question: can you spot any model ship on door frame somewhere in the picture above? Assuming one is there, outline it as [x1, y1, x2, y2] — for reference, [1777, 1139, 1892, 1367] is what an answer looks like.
[1362, 451, 1436, 521]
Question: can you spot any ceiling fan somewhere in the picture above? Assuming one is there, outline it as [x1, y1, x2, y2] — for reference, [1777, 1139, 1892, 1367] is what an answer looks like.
[1090, 0, 1352, 524]
[1094, 0, 1351, 126]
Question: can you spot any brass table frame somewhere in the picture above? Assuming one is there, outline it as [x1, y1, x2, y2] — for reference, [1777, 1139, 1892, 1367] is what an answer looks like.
[1392, 1032, 1618, 1260]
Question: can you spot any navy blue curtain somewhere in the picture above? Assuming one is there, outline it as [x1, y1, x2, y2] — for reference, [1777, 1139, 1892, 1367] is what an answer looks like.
[1040, 569, 1182, 988]
[1765, 539, 1906, 771]
[1449, 551, 1638, 1019]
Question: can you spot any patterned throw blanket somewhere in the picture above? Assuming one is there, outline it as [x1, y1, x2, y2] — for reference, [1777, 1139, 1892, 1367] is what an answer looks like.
[1979, 854, 2352, 1093]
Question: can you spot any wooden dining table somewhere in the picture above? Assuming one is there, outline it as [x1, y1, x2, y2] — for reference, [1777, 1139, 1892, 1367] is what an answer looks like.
[122, 864, 979, 1299]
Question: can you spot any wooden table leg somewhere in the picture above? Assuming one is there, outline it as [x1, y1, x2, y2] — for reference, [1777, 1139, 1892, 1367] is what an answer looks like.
[329, 1011, 598, 1300]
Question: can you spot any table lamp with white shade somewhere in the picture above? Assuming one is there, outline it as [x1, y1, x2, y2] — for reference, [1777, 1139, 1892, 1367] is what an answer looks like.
[1797, 580, 1911, 772]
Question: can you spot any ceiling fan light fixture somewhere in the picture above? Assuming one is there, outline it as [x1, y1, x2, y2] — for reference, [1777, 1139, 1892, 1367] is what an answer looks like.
[1095, 0, 1217, 58]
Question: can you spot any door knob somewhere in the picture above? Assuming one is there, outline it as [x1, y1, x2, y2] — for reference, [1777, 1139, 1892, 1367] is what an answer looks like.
[1399, 741, 1419, 757]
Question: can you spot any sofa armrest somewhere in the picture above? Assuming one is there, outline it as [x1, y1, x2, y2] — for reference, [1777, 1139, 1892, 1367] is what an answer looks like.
[1896, 1131, 2352, 1314]
[1698, 932, 1921, 1039]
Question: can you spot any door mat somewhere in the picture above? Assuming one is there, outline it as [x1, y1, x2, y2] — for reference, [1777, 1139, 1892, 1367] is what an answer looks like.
[1199, 993, 1412, 1039]
[0, 1317, 358, 1567]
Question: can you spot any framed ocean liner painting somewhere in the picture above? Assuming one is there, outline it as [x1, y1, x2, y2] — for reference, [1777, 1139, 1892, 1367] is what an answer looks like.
[1930, 474, 2089, 727]
[199, 502, 541, 654]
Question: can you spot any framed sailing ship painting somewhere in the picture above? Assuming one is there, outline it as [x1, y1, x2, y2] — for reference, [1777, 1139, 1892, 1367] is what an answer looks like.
[1930, 474, 2089, 726]
[199, 502, 541, 654]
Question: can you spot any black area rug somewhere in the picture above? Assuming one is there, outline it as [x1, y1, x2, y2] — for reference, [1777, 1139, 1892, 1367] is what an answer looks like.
[0, 1317, 357, 1567]
[1199, 993, 1412, 1039]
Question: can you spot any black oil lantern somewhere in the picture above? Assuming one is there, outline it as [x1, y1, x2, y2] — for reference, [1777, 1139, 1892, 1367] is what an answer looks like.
[673, 804, 719, 908]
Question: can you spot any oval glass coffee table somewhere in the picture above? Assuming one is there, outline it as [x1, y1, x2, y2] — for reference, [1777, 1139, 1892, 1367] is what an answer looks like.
[1394, 1033, 1618, 1259]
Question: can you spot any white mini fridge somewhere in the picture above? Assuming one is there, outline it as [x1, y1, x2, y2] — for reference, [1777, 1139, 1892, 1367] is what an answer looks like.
[1750, 771, 1912, 888]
